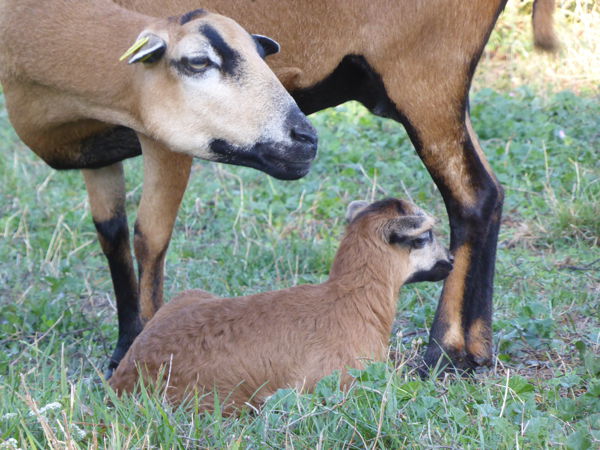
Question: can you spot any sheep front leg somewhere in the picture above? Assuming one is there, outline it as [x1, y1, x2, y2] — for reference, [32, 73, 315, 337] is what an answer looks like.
[82, 162, 141, 376]
[134, 136, 192, 322]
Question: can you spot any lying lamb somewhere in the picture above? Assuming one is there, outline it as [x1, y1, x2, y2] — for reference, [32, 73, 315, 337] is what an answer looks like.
[110, 198, 453, 412]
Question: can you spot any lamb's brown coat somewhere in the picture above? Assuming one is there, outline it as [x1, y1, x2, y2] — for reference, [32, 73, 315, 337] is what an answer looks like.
[110, 198, 452, 411]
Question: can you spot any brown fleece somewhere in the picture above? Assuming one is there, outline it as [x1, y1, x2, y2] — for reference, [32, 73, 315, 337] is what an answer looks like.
[110, 198, 452, 412]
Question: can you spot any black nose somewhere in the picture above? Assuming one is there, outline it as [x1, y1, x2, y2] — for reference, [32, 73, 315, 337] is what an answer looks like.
[440, 260, 454, 273]
[291, 125, 318, 146]
[286, 106, 318, 146]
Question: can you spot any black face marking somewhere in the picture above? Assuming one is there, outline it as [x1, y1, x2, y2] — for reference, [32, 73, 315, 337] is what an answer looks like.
[388, 232, 409, 246]
[200, 24, 240, 77]
[207, 106, 316, 180]
[179, 9, 207, 25]
[209, 138, 313, 181]
[405, 260, 453, 284]
[410, 230, 433, 249]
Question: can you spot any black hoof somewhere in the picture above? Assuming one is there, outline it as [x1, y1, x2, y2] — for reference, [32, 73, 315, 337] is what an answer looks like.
[420, 344, 478, 378]
[104, 353, 123, 380]
[104, 366, 116, 380]
[105, 318, 143, 379]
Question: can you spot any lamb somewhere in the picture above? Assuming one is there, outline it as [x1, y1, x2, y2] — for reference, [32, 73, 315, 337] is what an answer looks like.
[0, 0, 317, 375]
[109, 198, 453, 412]
[108, 0, 556, 371]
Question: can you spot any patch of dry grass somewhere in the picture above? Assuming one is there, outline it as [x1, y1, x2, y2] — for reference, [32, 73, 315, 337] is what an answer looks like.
[474, 0, 600, 93]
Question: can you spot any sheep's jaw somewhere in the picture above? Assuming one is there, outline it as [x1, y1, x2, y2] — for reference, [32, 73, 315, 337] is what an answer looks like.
[404, 259, 453, 284]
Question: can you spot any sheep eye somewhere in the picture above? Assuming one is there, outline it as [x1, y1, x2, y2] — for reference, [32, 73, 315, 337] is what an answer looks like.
[184, 56, 212, 72]
[411, 238, 427, 249]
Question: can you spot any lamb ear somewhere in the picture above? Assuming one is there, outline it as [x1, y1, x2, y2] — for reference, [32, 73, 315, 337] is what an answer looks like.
[120, 34, 166, 64]
[385, 214, 434, 243]
[345, 200, 370, 223]
[252, 34, 280, 58]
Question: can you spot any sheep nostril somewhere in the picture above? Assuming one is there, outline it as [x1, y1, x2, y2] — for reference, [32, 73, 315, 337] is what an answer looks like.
[291, 126, 318, 146]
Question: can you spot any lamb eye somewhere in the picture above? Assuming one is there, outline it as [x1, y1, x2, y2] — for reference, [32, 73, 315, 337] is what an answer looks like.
[184, 56, 211, 72]
[411, 230, 432, 249]
[411, 238, 427, 249]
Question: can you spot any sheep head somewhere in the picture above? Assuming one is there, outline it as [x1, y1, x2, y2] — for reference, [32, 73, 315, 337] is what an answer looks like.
[345, 198, 453, 284]
[121, 9, 317, 180]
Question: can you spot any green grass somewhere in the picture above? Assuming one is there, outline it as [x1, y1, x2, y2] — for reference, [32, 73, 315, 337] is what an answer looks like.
[1, 1, 599, 448]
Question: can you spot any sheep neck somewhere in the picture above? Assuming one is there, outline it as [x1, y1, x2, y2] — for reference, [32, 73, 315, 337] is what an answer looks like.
[327, 228, 406, 340]
[3, 0, 151, 128]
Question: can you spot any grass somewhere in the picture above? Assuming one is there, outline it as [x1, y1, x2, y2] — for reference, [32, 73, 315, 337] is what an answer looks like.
[1, 1, 599, 448]
[475, 0, 600, 93]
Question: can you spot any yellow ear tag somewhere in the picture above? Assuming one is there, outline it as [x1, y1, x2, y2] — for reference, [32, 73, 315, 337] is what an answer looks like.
[119, 36, 150, 62]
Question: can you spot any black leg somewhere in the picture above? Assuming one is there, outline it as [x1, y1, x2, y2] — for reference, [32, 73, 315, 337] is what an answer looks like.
[419, 112, 504, 371]
[83, 162, 141, 377]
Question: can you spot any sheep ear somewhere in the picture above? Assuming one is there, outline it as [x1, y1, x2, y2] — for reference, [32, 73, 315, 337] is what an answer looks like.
[252, 34, 280, 58]
[345, 200, 370, 223]
[386, 215, 434, 244]
[120, 34, 166, 64]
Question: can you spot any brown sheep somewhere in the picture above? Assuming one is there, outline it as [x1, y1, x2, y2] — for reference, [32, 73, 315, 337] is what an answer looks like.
[97, 0, 556, 373]
[1, 0, 557, 376]
[0, 0, 317, 376]
[110, 198, 453, 412]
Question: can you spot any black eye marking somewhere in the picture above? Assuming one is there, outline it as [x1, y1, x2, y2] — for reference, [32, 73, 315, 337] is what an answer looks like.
[410, 230, 433, 249]
[393, 200, 407, 215]
[389, 229, 432, 248]
[179, 9, 207, 25]
[200, 24, 240, 78]
[389, 233, 408, 246]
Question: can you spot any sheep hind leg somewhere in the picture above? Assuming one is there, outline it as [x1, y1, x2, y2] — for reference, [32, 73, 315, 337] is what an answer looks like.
[372, 64, 502, 371]
[404, 107, 503, 373]
[82, 162, 141, 378]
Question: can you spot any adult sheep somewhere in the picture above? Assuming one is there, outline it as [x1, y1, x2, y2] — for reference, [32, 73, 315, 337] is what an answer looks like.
[113, 0, 557, 371]
[0, 0, 317, 375]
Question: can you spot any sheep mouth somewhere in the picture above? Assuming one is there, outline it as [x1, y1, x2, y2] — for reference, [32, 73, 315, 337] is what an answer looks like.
[405, 260, 454, 284]
[209, 138, 316, 180]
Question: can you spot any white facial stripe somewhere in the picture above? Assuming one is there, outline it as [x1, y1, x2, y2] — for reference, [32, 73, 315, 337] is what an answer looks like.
[410, 234, 448, 272]
[205, 46, 221, 66]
